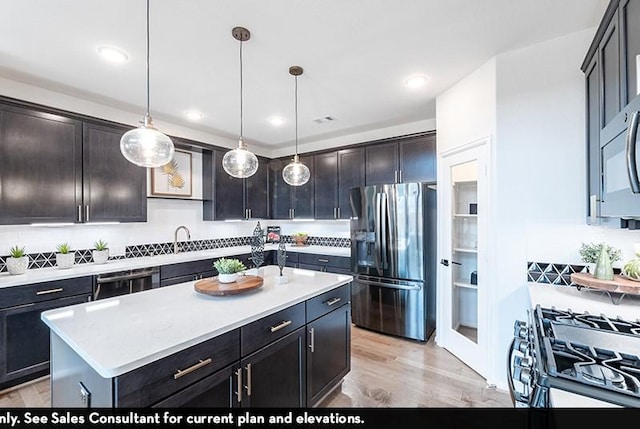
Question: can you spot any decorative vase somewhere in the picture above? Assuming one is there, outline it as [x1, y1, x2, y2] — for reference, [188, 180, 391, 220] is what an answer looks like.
[56, 252, 75, 269]
[6, 256, 28, 275]
[92, 249, 109, 264]
[218, 273, 238, 284]
[593, 245, 614, 281]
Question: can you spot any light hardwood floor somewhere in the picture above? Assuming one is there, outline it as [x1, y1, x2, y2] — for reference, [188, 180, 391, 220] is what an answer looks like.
[0, 326, 512, 408]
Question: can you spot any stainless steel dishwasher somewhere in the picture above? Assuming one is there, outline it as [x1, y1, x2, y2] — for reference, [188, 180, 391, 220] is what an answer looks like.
[93, 267, 160, 300]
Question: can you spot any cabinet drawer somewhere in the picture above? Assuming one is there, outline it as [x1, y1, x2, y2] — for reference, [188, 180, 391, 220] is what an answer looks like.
[115, 328, 240, 407]
[0, 276, 93, 309]
[241, 302, 305, 356]
[306, 284, 351, 323]
[160, 259, 214, 280]
[297, 253, 349, 269]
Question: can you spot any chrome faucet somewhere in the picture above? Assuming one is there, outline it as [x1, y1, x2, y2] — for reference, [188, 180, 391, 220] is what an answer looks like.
[174, 226, 191, 254]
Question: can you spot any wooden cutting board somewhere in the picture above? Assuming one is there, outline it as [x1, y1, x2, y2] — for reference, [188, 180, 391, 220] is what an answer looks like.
[194, 275, 264, 296]
[570, 272, 640, 295]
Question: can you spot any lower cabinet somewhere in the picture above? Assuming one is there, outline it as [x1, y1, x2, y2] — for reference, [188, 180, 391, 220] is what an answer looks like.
[239, 328, 307, 408]
[307, 304, 351, 406]
[298, 253, 351, 275]
[0, 277, 92, 390]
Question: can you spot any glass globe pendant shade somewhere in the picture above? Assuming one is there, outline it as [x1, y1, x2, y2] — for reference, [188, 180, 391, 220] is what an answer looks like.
[222, 138, 259, 178]
[282, 154, 310, 186]
[120, 114, 175, 168]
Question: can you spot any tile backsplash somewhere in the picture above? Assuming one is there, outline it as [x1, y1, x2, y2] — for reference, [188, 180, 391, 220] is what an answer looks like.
[527, 261, 589, 286]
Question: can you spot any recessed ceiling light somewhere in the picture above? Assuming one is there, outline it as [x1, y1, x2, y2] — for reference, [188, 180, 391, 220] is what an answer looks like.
[97, 46, 128, 63]
[269, 116, 285, 126]
[184, 110, 204, 121]
[404, 74, 428, 89]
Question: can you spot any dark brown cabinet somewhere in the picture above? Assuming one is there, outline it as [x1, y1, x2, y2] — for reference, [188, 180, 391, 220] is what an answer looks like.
[0, 102, 147, 225]
[83, 122, 147, 223]
[269, 156, 314, 219]
[365, 133, 436, 186]
[314, 148, 365, 220]
[0, 277, 92, 390]
[239, 327, 307, 408]
[0, 103, 82, 224]
[203, 150, 269, 221]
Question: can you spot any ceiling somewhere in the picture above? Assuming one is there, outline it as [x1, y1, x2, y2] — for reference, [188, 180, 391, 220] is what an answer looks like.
[0, 0, 608, 151]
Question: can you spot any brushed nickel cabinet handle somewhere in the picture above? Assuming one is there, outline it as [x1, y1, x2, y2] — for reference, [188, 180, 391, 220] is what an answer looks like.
[245, 363, 252, 397]
[173, 358, 212, 380]
[235, 368, 242, 403]
[36, 288, 64, 296]
[85, 205, 90, 222]
[318, 258, 329, 263]
[337, 207, 341, 218]
[270, 320, 292, 332]
[77, 205, 82, 222]
[394, 170, 398, 183]
[399, 169, 403, 183]
[309, 328, 315, 353]
[326, 297, 341, 306]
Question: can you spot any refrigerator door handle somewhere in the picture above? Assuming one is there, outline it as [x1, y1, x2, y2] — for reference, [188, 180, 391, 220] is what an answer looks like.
[356, 275, 422, 291]
[380, 192, 389, 269]
[374, 192, 383, 276]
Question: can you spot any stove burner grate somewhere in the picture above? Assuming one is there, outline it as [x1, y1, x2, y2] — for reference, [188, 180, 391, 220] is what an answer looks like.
[540, 307, 640, 336]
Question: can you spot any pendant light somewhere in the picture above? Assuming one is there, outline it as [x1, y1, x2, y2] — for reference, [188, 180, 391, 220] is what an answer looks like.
[222, 27, 259, 179]
[120, 0, 174, 168]
[282, 66, 310, 186]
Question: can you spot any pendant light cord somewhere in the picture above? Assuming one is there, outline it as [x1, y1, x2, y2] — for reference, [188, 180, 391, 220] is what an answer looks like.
[146, 0, 150, 117]
[294, 75, 298, 156]
[239, 37, 244, 140]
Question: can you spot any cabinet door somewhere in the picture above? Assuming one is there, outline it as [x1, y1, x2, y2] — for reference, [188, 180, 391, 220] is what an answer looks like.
[0, 294, 90, 389]
[0, 104, 82, 224]
[620, 0, 640, 105]
[83, 122, 147, 223]
[365, 141, 398, 185]
[399, 134, 436, 183]
[245, 157, 269, 219]
[213, 150, 245, 220]
[306, 304, 351, 406]
[314, 152, 338, 219]
[269, 159, 291, 219]
[152, 363, 239, 408]
[599, 9, 622, 127]
[291, 155, 315, 219]
[585, 55, 601, 224]
[337, 147, 365, 219]
[240, 327, 306, 408]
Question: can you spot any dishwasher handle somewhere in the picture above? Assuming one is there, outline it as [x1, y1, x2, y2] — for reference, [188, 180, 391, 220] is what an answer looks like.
[96, 268, 158, 284]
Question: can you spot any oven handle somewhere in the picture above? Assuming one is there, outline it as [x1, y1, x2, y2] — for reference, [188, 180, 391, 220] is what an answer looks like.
[96, 268, 157, 284]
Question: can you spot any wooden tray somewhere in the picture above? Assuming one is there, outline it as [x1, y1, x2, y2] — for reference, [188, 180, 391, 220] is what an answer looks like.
[570, 272, 640, 295]
[194, 275, 264, 296]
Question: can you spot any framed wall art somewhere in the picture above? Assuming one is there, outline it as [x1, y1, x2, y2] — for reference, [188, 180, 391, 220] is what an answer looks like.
[151, 149, 193, 197]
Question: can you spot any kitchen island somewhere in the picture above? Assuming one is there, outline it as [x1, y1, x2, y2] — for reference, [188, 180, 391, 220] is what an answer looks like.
[41, 266, 352, 408]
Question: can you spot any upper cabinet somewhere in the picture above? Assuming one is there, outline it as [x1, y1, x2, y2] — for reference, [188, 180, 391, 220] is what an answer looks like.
[0, 102, 147, 225]
[269, 156, 315, 220]
[314, 148, 365, 220]
[83, 122, 147, 223]
[582, 0, 640, 226]
[365, 133, 436, 186]
[203, 149, 269, 221]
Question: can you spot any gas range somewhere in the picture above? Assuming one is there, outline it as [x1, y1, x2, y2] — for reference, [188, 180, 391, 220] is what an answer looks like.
[509, 305, 640, 407]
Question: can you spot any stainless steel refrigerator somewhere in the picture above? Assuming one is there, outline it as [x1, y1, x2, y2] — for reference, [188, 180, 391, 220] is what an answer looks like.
[350, 182, 436, 342]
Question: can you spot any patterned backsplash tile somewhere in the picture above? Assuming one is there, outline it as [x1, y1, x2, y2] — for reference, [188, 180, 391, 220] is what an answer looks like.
[527, 261, 589, 286]
[0, 235, 351, 273]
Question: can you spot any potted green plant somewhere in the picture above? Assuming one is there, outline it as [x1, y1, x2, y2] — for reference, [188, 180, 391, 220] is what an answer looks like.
[213, 258, 246, 283]
[6, 245, 28, 275]
[93, 239, 109, 264]
[292, 232, 308, 246]
[55, 242, 75, 269]
[579, 242, 622, 274]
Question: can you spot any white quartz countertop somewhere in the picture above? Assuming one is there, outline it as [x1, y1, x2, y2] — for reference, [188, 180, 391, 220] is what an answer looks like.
[0, 244, 350, 288]
[41, 265, 352, 378]
[528, 282, 640, 321]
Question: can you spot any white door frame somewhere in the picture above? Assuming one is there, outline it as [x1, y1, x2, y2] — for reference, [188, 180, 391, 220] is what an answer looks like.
[436, 136, 493, 380]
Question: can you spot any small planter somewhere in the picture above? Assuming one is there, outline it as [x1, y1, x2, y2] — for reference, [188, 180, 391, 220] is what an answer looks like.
[6, 256, 28, 275]
[92, 249, 109, 264]
[293, 236, 308, 246]
[56, 252, 75, 269]
[218, 273, 238, 284]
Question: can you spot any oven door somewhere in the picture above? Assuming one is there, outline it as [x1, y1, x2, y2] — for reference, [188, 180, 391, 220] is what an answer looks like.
[94, 267, 160, 300]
